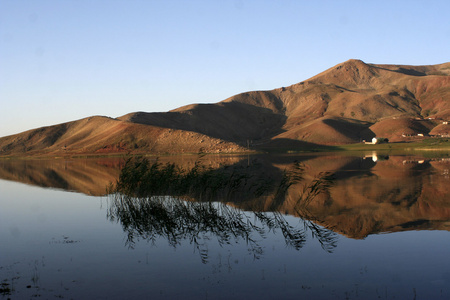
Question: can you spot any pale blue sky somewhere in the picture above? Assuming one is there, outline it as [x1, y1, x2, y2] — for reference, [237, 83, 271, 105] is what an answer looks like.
[1, 0, 449, 137]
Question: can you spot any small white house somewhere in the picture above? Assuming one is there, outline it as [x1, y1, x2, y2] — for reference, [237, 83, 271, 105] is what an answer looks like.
[365, 137, 387, 145]
[365, 137, 379, 145]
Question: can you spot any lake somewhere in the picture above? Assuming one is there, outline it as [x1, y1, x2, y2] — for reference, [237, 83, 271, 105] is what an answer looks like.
[1, 153, 449, 299]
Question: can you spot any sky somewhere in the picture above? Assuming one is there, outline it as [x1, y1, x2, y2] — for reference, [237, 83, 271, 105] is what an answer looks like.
[0, 0, 449, 137]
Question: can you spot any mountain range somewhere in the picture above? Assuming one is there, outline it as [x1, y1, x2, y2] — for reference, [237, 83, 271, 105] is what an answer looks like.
[1, 59, 449, 156]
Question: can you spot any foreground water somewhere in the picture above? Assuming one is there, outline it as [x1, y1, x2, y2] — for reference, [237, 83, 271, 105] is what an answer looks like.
[0, 153, 449, 299]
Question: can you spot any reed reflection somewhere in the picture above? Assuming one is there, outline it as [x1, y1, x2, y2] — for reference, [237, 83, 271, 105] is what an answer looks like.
[107, 157, 338, 262]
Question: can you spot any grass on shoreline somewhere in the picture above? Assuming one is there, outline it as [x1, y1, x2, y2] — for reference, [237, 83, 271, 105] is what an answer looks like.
[280, 138, 450, 153]
[335, 138, 450, 152]
[1, 138, 449, 159]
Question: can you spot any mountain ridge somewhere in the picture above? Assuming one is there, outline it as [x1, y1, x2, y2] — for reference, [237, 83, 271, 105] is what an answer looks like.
[1, 59, 449, 156]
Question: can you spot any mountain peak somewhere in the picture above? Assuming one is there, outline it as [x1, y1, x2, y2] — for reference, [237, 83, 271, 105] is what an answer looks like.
[342, 58, 367, 66]
[334, 59, 372, 73]
[307, 59, 377, 88]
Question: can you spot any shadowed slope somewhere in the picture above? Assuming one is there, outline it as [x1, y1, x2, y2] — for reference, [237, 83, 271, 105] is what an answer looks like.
[274, 117, 375, 145]
[118, 97, 286, 143]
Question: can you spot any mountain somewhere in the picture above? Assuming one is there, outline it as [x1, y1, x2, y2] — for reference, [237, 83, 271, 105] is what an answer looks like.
[1, 59, 449, 156]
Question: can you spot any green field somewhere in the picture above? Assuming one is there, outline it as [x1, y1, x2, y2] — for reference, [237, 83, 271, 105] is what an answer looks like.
[336, 138, 450, 152]
[277, 137, 450, 156]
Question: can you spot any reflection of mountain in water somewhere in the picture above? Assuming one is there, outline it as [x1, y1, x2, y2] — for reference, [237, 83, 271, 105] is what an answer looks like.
[299, 155, 450, 238]
[1, 154, 449, 238]
[0, 156, 243, 196]
[0, 158, 124, 196]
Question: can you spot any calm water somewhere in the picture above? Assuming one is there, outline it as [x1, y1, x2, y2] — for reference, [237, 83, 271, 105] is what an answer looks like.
[0, 153, 449, 299]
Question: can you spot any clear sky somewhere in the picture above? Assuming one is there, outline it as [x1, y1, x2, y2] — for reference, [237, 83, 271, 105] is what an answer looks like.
[1, 0, 449, 137]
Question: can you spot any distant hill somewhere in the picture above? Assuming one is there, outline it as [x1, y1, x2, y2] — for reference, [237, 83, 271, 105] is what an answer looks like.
[1, 59, 449, 156]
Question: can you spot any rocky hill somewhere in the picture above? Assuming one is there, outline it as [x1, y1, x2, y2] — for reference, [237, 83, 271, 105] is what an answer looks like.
[1, 59, 449, 156]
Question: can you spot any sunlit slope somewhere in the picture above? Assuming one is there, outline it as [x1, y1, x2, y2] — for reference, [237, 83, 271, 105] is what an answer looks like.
[272, 60, 449, 143]
[0, 116, 245, 156]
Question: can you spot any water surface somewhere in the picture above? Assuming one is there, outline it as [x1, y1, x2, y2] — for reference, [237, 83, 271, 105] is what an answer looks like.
[1, 154, 449, 299]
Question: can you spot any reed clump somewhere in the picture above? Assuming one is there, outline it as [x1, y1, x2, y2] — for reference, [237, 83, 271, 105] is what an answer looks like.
[107, 156, 337, 260]
[113, 156, 293, 201]
[111, 156, 335, 206]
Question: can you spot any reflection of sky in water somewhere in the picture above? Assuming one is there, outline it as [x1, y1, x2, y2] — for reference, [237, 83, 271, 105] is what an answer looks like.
[1, 157, 450, 299]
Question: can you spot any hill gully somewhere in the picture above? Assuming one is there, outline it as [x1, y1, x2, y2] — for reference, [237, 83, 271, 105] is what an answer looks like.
[0, 153, 449, 299]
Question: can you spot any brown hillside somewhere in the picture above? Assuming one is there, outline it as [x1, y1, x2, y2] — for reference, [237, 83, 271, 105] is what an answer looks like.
[274, 117, 374, 145]
[429, 123, 450, 136]
[0, 116, 245, 156]
[369, 118, 436, 142]
[1, 59, 449, 156]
